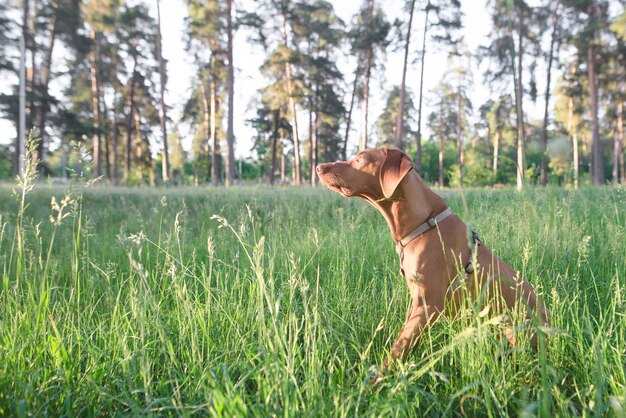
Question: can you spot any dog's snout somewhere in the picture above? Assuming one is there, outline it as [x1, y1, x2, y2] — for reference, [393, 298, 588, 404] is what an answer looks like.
[316, 163, 330, 175]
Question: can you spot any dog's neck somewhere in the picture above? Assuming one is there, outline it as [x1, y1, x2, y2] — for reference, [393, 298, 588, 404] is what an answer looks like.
[366, 171, 448, 242]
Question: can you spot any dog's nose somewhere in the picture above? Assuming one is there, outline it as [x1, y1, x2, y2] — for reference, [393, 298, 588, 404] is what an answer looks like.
[316, 164, 329, 175]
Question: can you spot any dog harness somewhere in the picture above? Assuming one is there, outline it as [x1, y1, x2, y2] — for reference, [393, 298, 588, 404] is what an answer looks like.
[395, 207, 480, 276]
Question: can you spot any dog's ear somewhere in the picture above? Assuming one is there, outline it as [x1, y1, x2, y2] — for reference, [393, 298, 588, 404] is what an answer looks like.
[380, 148, 414, 198]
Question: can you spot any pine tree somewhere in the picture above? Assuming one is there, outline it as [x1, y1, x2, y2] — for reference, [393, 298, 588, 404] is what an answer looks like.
[376, 86, 416, 147]
[394, 0, 417, 150]
[414, 0, 462, 175]
[482, 0, 539, 191]
[155, 0, 170, 183]
[348, 0, 391, 152]
[561, 0, 611, 184]
[291, 0, 345, 184]
[186, 0, 227, 185]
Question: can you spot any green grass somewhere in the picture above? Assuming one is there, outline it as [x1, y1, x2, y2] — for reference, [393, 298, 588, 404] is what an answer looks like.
[0, 177, 625, 416]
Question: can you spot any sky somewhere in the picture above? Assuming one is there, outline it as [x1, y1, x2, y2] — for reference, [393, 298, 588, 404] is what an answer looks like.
[0, 0, 543, 160]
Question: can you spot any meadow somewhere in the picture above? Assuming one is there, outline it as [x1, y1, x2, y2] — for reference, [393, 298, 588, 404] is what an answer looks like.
[0, 178, 625, 416]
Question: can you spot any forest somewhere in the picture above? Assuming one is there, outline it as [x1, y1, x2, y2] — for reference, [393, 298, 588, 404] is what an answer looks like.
[0, 0, 625, 189]
[2, 2, 626, 415]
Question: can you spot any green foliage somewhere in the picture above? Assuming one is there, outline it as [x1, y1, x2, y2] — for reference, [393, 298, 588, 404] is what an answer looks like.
[0, 143, 13, 178]
[419, 140, 457, 185]
[449, 144, 494, 187]
[375, 85, 415, 147]
[610, 8, 626, 40]
[0, 182, 625, 415]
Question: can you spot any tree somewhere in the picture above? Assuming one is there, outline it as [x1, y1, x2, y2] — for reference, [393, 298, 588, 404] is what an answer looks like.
[539, 0, 562, 186]
[342, 51, 362, 160]
[348, 0, 391, 152]
[376, 86, 415, 147]
[562, 0, 611, 184]
[606, 17, 625, 184]
[585, 2, 604, 184]
[156, 0, 170, 183]
[427, 57, 472, 188]
[414, 0, 462, 175]
[225, 0, 236, 186]
[450, 49, 473, 187]
[19, 0, 28, 177]
[394, 0, 417, 150]
[116, 3, 157, 183]
[0, 3, 13, 73]
[186, 0, 227, 186]
[291, 0, 344, 184]
[427, 82, 455, 186]
[239, 0, 307, 184]
[167, 127, 187, 183]
[482, 0, 540, 191]
[82, 0, 120, 179]
[483, 95, 515, 183]
[555, 63, 584, 189]
[248, 101, 291, 185]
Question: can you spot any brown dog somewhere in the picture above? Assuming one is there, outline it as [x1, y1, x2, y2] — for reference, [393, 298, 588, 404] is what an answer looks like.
[316, 147, 548, 381]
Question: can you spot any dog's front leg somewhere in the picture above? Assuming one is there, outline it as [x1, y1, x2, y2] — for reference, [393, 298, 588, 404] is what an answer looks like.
[374, 302, 441, 383]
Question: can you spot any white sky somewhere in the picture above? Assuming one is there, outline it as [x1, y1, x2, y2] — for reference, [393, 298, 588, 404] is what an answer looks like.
[0, 0, 545, 160]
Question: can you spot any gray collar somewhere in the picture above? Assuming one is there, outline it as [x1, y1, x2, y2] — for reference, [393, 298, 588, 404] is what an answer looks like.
[396, 207, 453, 250]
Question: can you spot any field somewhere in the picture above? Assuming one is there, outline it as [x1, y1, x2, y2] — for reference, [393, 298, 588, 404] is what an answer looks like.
[0, 179, 625, 416]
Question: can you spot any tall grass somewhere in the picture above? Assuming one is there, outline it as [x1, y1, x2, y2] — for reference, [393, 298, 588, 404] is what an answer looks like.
[0, 169, 624, 415]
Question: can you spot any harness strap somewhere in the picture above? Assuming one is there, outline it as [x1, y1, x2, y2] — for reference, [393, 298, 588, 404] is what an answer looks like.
[395, 208, 452, 276]
[463, 228, 481, 274]
[395, 208, 481, 276]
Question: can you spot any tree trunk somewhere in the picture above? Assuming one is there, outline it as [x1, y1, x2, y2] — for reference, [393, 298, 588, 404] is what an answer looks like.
[312, 109, 319, 187]
[395, 0, 417, 150]
[270, 109, 279, 185]
[360, 47, 373, 151]
[615, 96, 623, 184]
[486, 122, 493, 169]
[197, 80, 212, 184]
[225, 0, 236, 186]
[102, 95, 111, 180]
[280, 146, 286, 183]
[134, 108, 143, 183]
[281, 9, 301, 185]
[439, 111, 444, 187]
[308, 97, 314, 184]
[512, 8, 525, 192]
[76, 146, 82, 178]
[541, 2, 559, 187]
[36, 11, 58, 174]
[61, 142, 68, 180]
[617, 96, 626, 184]
[567, 96, 579, 190]
[199, 76, 213, 184]
[587, 5, 603, 184]
[16, 0, 28, 177]
[112, 90, 119, 185]
[156, 0, 170, 183]
[210, 79, 219, 186]
[89, 29, 102, 179]
[493, 129, 500, 182]
[343, 54, 361, 160]
[415, 2, 430, 175]
[456, 78, 463, 188]
[124, 57, 137, 183]
[26, 0, 36, 137]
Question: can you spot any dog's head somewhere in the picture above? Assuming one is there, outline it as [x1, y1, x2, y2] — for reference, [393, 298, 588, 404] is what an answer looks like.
[316, 147, 414, 200]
